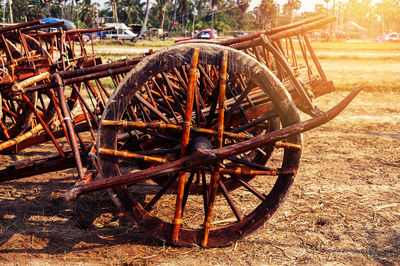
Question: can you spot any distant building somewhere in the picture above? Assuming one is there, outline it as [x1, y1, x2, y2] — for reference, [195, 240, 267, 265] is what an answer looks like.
[340, 21, 366, 39]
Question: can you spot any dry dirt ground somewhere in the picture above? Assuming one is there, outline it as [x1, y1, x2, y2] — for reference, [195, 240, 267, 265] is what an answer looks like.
[0, 91, 399, 265]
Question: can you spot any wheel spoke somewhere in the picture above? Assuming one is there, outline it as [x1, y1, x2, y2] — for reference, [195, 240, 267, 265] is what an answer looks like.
[194, 85, 206, 125]
[151, 77, 180, 124]
[1, 105, 18, 118]
[77, 95, 96, 140]
[162, 72, 185, 116]
[233, 175, 266, 201]
[102, 120, 248, 140]
[201, 170, 208, 217]
[136, 101, 153, 123]
[198, 64, 216, 94]
[237, 75, 255, 107]
[206, 85, 219, 127]
[275, 141, 302, 150]
[227, 156, 276, 171]
[99, 148, 167, 164]
[144, 174, 178, 211]
[180, 65, 189, 84]
[171, 48, 199, 243]
[134, 93, 170, 123]
[20, 94, 65, 157]
[144, 83, 157, 107]
[201, 50, 228, 247]
[0, 120, 10, 139]
[172, 67, 188, 91]
[218, 167, 293, 176]
[225, 80, 254, 126]
[218, 178, 242, 221]
[71, 84, 100, 127]
[181, 170, 196, 214]
[231, 111, 277, 133]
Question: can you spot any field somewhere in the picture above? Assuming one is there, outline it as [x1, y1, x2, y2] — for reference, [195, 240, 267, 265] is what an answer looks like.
[0, 41, 399, 264]
[95, 39, 400, 91]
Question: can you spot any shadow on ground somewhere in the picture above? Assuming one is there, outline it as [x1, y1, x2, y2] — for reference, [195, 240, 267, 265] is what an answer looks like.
[0, 175, 163, 256]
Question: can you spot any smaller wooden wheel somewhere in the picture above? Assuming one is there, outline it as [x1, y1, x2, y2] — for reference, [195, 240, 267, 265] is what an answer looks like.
[98, 44, 302, 247]
[0, 38, 38, 140]
[0, 34, 64, 141]
[0, 33, 103, 143]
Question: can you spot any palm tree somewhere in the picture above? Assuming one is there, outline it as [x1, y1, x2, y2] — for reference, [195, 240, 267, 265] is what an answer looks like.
[8, 0, 13, 23]
[60, 0, 66, 19]
[134, 0, 150, 41]
[210, 0, 220, 28]
[168, 0, 178, 32]
[283, 0, 301, 23]
[112, 0, 119, 23]
[260, 0, 278, 29]
[152, 0, 169, 30]
[70, 0, 80, 21]
[125, 0, 145, 24]
[178, 0, 190, 33]
[104, 0, 119, 22]
[237, 0, 250, 13]
[78, 0, 95, 27]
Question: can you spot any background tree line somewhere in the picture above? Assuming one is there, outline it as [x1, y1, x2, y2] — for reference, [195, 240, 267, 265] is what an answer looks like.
[1, 0, 399, 35]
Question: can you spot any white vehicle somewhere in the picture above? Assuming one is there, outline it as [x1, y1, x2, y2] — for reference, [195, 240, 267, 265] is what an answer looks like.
[103, 23, 137, 41]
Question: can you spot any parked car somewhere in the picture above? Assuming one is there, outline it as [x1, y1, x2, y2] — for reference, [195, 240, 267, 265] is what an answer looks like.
[175, 29, 218, 43]
[375, 32, 400, 42]
[103, 23, 137, 41]
[70, 33, 91, 42]
[234, 32, 254, 38]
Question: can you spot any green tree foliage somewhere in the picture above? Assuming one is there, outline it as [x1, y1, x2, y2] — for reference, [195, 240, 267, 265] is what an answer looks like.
[124, 0, 145, 24]
[8, 0, 398, 36]
[282, 0, 301, 23]
[10, 0, 46, 22]
[237, 0, 250, 13]
[189, 0, 257, 32]
[257, 0, 278, 29]
[76, 0, 96, 28]
[7, 0, 258, 32]
[150, 0, 169, 29]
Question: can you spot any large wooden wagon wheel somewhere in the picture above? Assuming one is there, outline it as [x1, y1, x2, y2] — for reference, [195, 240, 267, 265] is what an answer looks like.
[97, 44, 302, 247]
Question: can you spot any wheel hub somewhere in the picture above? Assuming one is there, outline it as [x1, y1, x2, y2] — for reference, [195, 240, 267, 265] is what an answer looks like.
[187, 136, 213, 155]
